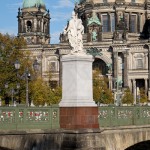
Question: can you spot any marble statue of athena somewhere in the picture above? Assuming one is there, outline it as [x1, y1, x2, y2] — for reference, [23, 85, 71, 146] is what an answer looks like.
[64, 11, 84, 54]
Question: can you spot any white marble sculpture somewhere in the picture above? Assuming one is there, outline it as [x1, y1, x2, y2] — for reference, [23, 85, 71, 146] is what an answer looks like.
[64, 11, 85, 54]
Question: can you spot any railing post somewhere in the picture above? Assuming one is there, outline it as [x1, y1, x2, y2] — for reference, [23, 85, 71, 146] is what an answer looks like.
[15, 106, 19, 130]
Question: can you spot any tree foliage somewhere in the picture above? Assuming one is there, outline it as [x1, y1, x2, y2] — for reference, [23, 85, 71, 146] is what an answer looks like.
[93, 69, 113, 104]
[46, 86, 62, 105]
[30, 78, 62, 106]
[122, 88, 134, 105]
[0, 33, 62, 106]
[139, 88, 148, 104]
[0, 33, 27, 105]
[30, 78, 49, 106]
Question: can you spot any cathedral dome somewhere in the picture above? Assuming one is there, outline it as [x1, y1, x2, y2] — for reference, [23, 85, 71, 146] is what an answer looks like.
[23, 0, 46, 9]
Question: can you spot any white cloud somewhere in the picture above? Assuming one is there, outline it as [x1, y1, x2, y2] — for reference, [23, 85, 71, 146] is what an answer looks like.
[52, 0, 74, 9]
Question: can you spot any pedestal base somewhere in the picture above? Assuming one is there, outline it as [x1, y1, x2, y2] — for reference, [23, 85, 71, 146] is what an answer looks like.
[60, 107, 99, 129]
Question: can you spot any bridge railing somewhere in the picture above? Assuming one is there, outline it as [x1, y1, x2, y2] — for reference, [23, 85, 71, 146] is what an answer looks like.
[99, 106, 150, 127]
[0, 105, 60, 130]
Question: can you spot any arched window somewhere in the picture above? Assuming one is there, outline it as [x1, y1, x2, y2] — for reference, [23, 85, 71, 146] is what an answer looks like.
[26, 21, 32, 32]
[93, 59, 107, 75]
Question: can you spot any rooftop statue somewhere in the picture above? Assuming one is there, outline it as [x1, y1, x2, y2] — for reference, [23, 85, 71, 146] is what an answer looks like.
[64, 11, 85, 54]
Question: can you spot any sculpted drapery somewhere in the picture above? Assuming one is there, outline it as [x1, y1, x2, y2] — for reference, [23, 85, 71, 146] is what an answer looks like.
[64, 11, 84, 54]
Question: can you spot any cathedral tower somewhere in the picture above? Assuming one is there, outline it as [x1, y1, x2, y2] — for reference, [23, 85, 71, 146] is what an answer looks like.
[17, 0, 50, 45]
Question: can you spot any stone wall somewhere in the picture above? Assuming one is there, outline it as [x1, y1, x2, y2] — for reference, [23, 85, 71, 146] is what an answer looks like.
[0, 126, 150, 150]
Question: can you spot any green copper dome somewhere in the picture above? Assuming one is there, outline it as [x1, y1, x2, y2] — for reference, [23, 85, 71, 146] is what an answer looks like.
[23, 0, 45, 8]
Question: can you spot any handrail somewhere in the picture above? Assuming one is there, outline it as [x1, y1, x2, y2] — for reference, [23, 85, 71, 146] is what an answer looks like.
[0, 105, 60, 130]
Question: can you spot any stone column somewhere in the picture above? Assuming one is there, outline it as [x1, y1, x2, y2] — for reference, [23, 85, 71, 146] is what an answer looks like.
[41, 18, 43, 32]
[133, 79, 136, 104]
[108, 12, 111, 32]
[33, 18, 37, 32]
[137, 13, 141, 33]
[23, 20, 26, 32]
[20, 19, 23, 33]
[107, 74, 112, 90]
[129, 12, 132, 32]
[59, 54, 98, 129]
[145, 53, 148, 69]
[148, 47, 150, 101]
[59, 54, 62, 86]
[129, 79, 132, 92]
[123, 48, 129, 87]
[113, 51, 118, 81]
[145, 78, 148, 95]
[18, 17, 20, 33]
[41, 48, 44, 78]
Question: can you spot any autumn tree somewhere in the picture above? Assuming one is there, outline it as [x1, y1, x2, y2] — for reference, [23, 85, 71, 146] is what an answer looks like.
[0, 33, 62, 106]
[46, 86, 62, 105]
[122, 88, 134, 105]
[0, 33, 28, 105]
[139, 88, 148, 104]
[93, 69, 113, 105]
[30, 78, 50, 106]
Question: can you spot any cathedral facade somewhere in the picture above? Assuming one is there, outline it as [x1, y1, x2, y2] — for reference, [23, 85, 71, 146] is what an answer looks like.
[18, 0, 150, 104]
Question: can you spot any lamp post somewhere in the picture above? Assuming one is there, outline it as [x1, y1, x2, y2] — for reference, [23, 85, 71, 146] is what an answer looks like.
[112, 79, 122, 106]
[14, 59, 40, 106]
[112, 77, 120, 106]
[5, 82, 20, 106]
[14, 60, 30, 106]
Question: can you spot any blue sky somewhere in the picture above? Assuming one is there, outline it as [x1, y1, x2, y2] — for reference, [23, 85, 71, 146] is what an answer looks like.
[0, 0, 75, 44]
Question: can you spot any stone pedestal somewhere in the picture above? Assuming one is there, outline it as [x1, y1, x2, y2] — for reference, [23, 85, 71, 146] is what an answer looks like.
[59, 54, 99, 129]
[60, 107, 99, 129]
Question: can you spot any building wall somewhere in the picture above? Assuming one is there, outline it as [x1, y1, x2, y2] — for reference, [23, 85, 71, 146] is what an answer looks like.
[18, 0, 150, 101]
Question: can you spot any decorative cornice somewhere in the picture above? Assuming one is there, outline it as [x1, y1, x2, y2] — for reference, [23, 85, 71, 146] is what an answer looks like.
[79, 2, 145, 11]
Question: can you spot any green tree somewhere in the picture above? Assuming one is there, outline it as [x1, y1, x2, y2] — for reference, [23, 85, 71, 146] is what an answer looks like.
[93, 69, 113, 105]
[30, 78, 50, 106]
[139, 88, 148, 104]
[0, 33, 62, 106]
[0, 33, 27, 105]
[46, 86, 62, 105]
[122, 88, 134, 105]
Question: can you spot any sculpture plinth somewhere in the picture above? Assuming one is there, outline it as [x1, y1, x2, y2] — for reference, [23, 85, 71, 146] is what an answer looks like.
[59, 54, 99, 129]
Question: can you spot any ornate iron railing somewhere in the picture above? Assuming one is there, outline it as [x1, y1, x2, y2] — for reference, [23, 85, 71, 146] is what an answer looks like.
[0, 105, 59, 130]
[1, 105, 150, 130]
[99, 106, 150, 127]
